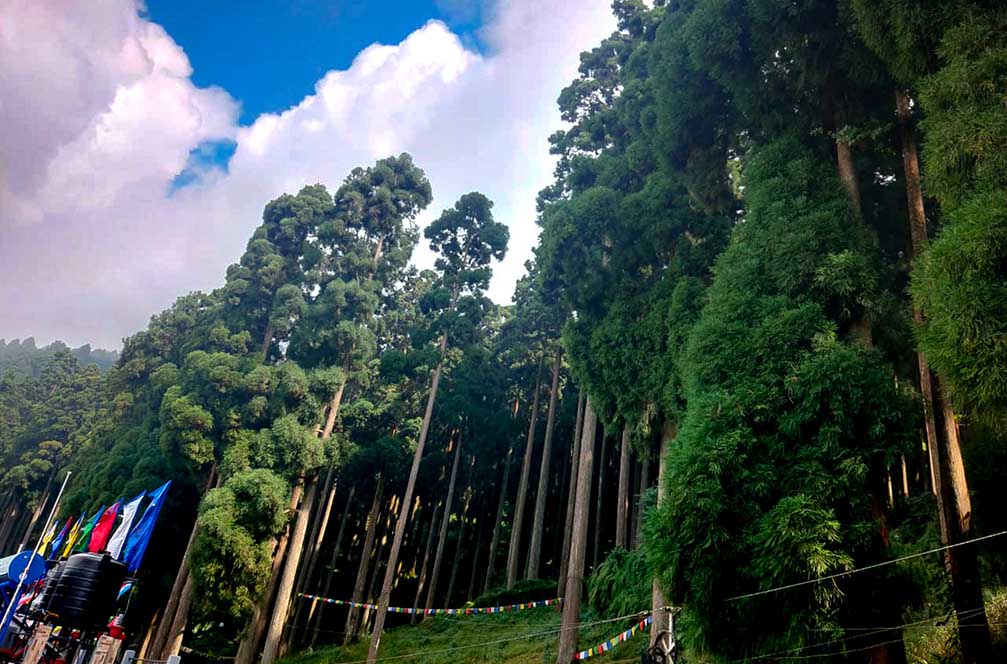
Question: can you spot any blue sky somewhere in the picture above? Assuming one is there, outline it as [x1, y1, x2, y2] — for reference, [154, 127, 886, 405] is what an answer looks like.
[0, 0, 613, 347]
[145, 0, 489, 123]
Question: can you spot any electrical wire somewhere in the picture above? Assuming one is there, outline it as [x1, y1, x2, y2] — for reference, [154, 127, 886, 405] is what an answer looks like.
[727, 529, 1007, 601]
[731, 606, 990, 663]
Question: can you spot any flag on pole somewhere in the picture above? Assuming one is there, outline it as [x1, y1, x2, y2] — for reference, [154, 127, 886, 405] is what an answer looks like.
[49, 517, 73, 557]
[106, 492, 144, 559]
[60, 512, 86, 557]
[37, 518, 59, 555]
[121, 481, 171, 572]
[88, 501, 121, 553]
[74, 506, 105, 552]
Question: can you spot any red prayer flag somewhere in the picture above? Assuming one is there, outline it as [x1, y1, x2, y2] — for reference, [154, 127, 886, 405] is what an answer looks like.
[88, 501, 122, 553]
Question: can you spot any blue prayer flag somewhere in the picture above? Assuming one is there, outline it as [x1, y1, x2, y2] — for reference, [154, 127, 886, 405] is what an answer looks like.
[121, 481, 171, 572]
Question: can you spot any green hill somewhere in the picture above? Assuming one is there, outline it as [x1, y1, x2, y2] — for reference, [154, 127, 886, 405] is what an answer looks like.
[282, 609, 650, 664]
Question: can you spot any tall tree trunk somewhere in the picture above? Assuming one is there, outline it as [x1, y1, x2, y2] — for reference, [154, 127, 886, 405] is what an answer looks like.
[553, 428, 572, 571]
[616, 427, 632, 549]
[426, 434, 463, 611]
[0, 499, 21, 554]
[484, 439, 514, 594]
[260, 321, 273, 364]
[592, 432, 609, 568]
[163, 573, 194, 658]
[554, 398, 597, 664]
[558, 389, 585, 596]
[261, 476, 319, 664]
[633, 446, 649, 550]
[308, 484, 356, 647]
[235, 484, 300, 664]
[290, 469, 337, 647]
[896, 88, 990, 661]
[366, 316, 454, 664]
[18, 470, 55, 551]
[153, 464, 218, 660]
[446, 480, 473, 605]
[345, 476, 385, 644]
[467, 497, 487, 602]
[411, 499, 442, 623]
[360, 497, 395, 638]
[650, 422, 674, 647]
[507, 354, 545, 588]
[527, 348, 562, 579]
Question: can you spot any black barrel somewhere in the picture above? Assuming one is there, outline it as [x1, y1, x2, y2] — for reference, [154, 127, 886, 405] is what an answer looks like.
[47, 553, 127, 629]
[32, 560, 66, 613]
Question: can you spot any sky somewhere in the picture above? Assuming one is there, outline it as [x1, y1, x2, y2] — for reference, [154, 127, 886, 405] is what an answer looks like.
[0, 0, 614, 349]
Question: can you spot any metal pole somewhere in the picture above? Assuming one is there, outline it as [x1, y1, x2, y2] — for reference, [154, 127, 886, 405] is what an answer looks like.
[0, 471, 72, 643]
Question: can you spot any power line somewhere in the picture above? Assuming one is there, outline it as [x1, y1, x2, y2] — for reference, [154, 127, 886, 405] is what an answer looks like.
[727, 529, 1007, 601]
[732, 606, 990, 663]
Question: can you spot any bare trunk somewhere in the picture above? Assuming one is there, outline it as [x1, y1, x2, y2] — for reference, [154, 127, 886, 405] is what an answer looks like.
[527, 348, 562, 579]
[633, 446, 650, 549]
[484, 440, 514, 593]
[308, 484, 356, 647]
[553, 428, 572, 568]
[261, 475, 319, 664]
[290, 469, 337, 646]
[896, 88, 990, 661]
[467, 497, 487, 602]
[558, 389, 585, 596]
[445, 481, 473, 605]
[0, 499, 22, 554]
[506, 354, 545, 588]
[345, 475, 385, 644]
[153, 465, 218, 660]
[235, 485, 300, 664]
[163, 572, 194, 658]
[615, 426, 632, 549]
[19, 471, 55, 551]
[411, 499, 442, 623]
[321, 380, 347, 440]
[650, 422, 674, 647]
[260, 321, 274, 364]
[366, 317, 454, 664]
[360, 497, 395, 637]
[426, 434, 463, 610]
[592, 432, 609, 568]
[554, 398, 597, 664]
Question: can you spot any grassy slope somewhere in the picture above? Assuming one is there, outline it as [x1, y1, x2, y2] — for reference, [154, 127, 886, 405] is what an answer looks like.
[282, 608, 649, 664]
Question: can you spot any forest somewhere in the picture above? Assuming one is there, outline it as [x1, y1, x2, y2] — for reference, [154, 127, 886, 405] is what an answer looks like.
[3, 0, 1007, 662]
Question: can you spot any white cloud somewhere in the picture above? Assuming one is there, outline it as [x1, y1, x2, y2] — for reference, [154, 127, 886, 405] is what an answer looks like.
[0, 0, 614, 348]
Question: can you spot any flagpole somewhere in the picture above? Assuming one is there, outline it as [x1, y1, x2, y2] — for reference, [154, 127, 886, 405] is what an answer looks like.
[0, 471, 71, 638]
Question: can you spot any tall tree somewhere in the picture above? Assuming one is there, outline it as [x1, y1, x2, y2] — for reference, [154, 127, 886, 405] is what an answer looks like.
[366, 192, 508, 663]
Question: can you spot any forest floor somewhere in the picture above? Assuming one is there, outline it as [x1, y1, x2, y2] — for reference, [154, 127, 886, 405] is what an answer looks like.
[281, 608, 647, 664]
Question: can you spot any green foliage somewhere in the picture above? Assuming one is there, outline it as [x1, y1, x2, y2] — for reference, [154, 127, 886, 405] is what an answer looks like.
[586, 547, 651, 619]
[912, 189, 1007, 430]
[473, 578, 560, 608]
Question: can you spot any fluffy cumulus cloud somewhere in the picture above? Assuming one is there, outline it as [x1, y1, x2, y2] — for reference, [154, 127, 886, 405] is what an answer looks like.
[0, 0, 614, 348]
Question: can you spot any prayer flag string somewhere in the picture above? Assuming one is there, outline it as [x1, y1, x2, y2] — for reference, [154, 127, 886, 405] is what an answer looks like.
[297, 592, 562, 616]
[574, 614, 652, 660]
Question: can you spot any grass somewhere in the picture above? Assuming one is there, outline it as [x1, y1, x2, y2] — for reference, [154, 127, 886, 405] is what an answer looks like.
[281, 607, 650, 664]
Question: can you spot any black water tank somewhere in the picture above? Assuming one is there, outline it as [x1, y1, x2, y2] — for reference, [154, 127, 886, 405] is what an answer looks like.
[47, 553, 127, 629]
[32, 560, 65, 613]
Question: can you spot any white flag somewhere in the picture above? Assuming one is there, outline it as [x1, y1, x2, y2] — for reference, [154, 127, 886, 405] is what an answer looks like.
[106, 492, 145, 559]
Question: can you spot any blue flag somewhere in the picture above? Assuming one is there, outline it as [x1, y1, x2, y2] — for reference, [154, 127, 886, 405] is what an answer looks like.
[121, 481, 171, 572]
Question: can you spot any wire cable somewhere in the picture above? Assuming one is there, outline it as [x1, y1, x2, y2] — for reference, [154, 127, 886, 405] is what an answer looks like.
[727, 529, 1007, 601]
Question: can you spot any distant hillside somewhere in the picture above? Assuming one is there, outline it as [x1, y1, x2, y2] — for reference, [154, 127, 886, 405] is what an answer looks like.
[0, 337, 118, 376]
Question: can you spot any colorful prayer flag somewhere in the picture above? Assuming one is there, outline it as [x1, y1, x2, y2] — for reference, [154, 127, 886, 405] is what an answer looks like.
[88, 501, 121, 553]
[106, 492, 144, 558]
[121, 481, 171, 572]
[74, 507, 105, 552]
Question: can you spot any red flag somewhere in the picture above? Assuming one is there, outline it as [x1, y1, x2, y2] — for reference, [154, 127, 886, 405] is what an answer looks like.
[88, 501, 122, 553]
